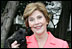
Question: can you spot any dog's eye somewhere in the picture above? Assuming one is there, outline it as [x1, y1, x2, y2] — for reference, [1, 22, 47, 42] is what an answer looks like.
[21, 40, 25, 42]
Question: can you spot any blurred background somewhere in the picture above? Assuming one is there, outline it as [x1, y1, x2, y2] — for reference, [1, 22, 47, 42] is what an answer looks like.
[1, 1, 71, 48]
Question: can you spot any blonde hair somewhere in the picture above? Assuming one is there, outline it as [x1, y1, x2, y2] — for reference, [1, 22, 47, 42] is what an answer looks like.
[23, 2, 50, 27]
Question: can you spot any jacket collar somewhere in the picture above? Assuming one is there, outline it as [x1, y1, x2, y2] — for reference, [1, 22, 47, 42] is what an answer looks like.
[26, 31, 57, 48]
[46, 31, 56, 45]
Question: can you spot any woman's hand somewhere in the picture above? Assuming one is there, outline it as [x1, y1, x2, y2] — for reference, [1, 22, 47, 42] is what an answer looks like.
[11, 41, 20, 48]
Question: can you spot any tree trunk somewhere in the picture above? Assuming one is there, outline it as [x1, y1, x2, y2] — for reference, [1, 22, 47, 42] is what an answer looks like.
[55, 1, 71, 40]
[1, 1, 19, 48]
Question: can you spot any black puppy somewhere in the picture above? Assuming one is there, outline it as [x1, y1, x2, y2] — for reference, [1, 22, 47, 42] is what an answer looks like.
[6, 28, 27, 48]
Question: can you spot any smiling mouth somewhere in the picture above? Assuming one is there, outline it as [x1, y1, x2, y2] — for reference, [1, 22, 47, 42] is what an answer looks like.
[34, 25, 42, 29]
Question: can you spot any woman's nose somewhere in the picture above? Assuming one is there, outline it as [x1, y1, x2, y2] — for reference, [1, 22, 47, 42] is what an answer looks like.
[34, 19, 39, 25]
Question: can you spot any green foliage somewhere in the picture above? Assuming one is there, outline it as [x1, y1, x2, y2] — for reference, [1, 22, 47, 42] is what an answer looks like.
[1, 43, 4, 48]
[69, 43, 71, 48]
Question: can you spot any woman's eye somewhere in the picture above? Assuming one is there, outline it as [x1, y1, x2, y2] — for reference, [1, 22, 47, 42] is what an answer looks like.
[37, 16, 42, 19]
[29, 18, 34, 21]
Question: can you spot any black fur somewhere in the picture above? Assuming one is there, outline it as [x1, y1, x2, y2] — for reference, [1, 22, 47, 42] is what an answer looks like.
[6, 28, 27, 48]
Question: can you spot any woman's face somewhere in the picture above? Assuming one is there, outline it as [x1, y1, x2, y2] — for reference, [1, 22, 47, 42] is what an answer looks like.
[28, 10, 48, 35]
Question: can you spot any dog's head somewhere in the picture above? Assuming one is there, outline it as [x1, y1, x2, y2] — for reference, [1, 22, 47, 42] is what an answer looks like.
[7, 28, 27, 48]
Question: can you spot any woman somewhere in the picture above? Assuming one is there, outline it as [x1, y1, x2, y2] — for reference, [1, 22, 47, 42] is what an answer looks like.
[11, 2, 69, 48]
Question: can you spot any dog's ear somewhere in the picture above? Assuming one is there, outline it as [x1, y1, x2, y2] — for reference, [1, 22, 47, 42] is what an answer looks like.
[6, 30, 19, 48]
[17, 28, 27, 36]
[26, 27, 33, 36]
[6, 28, 27, 48]
[6, 37, 15, 48]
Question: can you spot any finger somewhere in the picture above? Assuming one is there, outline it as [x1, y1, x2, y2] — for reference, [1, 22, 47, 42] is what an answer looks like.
[11, 44, 20, 48]
[13, 41, 17, 45]
[11, 41, 17, 47]
[14, 44, 20, 48]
